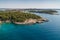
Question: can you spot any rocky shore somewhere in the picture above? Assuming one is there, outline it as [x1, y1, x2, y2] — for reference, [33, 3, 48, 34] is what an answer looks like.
[0, 18, 48, 24]
[0, 21, 2, 23]
[13, 18, 48, 24]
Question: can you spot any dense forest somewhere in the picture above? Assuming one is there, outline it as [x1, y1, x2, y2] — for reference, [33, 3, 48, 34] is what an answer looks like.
[0, 10, 42, 22]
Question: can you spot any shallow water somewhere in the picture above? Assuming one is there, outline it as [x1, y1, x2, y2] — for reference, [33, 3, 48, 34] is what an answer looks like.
[0, 10, 60, 40]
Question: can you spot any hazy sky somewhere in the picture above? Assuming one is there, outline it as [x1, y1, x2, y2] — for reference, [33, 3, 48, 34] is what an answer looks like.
[0, 0, 60, 9]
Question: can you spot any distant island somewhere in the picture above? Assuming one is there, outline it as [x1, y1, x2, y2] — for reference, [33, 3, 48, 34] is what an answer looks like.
[29, 10, 58, 15]
[0, 10, 48, 24]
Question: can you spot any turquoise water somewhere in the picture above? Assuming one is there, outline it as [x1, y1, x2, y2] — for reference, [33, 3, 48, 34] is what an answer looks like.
[0, 10, 60, 40]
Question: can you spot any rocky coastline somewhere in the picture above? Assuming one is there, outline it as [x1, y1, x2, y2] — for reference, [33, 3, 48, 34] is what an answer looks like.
[0, 18, 48, 24]
[13, 18, 48, 24]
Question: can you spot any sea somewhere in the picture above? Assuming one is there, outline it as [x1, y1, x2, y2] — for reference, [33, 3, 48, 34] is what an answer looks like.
[0, 9, 60, 40]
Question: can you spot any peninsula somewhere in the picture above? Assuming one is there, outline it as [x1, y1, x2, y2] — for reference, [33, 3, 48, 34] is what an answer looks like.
[0, 10, 48, 24]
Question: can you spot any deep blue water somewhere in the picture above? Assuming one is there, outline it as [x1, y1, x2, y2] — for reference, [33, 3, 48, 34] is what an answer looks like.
[0, 10, 60, 40]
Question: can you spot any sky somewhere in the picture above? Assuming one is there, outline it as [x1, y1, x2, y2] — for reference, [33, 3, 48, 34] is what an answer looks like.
[0, 0, 60, 9]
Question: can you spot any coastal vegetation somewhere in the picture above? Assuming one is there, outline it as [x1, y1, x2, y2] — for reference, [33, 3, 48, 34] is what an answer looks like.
[0, 10, 47, 24]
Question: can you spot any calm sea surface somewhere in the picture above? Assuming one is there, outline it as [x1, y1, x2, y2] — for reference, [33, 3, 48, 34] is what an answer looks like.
[0, 10, 60, 40]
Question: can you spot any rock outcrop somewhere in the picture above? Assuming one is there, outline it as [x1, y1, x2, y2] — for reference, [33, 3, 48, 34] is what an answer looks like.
[14, 18, 48, 24]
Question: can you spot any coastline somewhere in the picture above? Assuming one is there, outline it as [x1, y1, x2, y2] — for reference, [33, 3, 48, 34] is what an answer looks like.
[0, 18, 48, 24]
[13, 18, 48, 24]
[0, 21, 2, 24]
